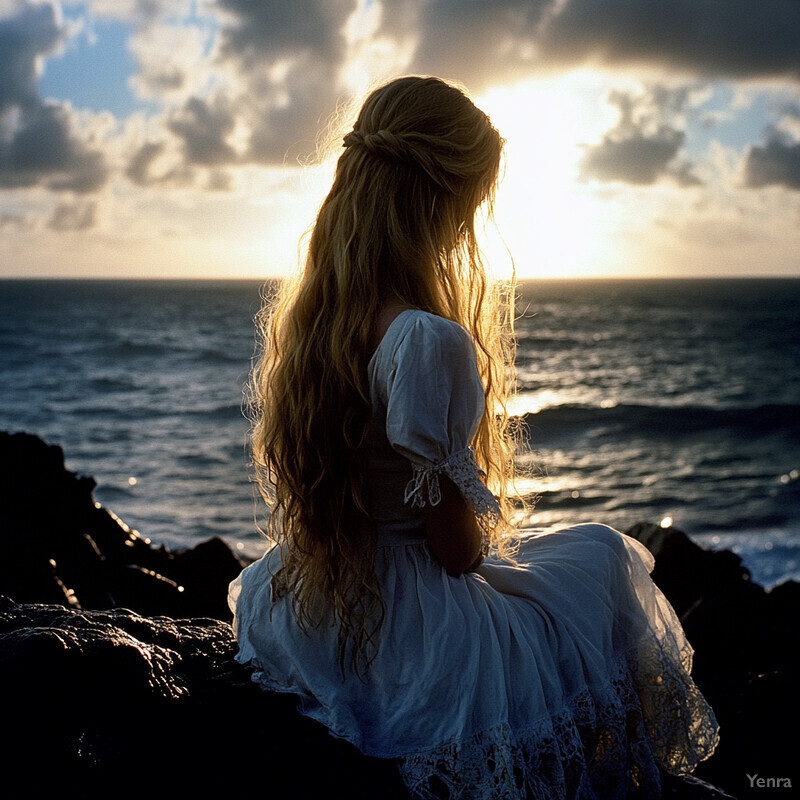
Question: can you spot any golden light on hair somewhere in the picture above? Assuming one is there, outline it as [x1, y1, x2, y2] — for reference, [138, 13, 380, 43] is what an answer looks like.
[247, 76, 521, 673]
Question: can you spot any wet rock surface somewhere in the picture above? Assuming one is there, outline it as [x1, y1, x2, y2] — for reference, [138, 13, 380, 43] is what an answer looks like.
[2, 431, 795, 798]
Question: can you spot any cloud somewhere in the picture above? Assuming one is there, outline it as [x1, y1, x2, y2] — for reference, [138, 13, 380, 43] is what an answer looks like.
[0, 2, 109, 193]
[744, 130, 800, 190]
[88, 0, 186, 25]
[0, 209, 35, 230]
[8, 0, 800, 206]
[112, 0, 800, 182]
[370, 0, 800, 94]
[0, 102, 109, 192]
[205, 168, 233, 191]
[125, 139, 194, 186]
[215, 0, 355, 64]
[47, 199, 97, 230]
[167, 95, 238, 166]
[210, 0, 358, 163]
[377, 0, 552, 90]
[202, 0, 800, 169]
[120, 0, 365, 179]
[536, 0, 800, 79]
[0, 1, 63, 109]
[117, 0, 359, 179]
[127, 19, 213, 103]
[581, 128, 687, 185]
[579, 87, 702, 186]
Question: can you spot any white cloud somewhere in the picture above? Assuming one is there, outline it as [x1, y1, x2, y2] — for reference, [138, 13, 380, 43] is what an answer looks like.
[3, 0, 800, 276]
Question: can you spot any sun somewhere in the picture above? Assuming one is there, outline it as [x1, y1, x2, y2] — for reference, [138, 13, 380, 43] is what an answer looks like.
[250, 74, 624, 282]
[477, 75, 619, 280]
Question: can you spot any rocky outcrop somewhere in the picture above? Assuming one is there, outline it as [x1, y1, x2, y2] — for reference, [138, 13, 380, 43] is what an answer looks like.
[626, 522, 799, 799]
[0, 430, 407, 796]
[3, 431, 795, 798]
[0, 431, 244, 619]
[0, 597, 408, 797]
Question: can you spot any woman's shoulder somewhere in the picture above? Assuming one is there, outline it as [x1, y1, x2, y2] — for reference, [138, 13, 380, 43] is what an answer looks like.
[370, 309, 475, 382]
[392, 309, 472, 351]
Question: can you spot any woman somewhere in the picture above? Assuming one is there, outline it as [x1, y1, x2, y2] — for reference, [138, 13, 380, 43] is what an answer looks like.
[229, 76, 719, 799]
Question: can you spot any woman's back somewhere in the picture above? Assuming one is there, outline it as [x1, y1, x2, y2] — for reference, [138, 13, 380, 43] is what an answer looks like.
[229, 75, 719, 799]
[230, 304, 719, 798]
[365, 309, 486, 539]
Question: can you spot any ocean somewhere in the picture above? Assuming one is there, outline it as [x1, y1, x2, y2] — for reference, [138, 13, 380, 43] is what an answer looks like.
[1, 278, 798, 588]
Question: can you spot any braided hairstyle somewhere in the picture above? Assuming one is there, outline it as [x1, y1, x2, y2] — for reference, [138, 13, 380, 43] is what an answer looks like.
[342, 128, 464, 193]
[250, 76, 516, 674]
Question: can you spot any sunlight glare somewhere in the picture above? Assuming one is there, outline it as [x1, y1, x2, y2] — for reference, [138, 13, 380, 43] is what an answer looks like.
[478, 76, 614, 279]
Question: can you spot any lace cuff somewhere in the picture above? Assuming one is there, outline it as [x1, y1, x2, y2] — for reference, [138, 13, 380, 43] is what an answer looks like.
[403, 446, 502, 553]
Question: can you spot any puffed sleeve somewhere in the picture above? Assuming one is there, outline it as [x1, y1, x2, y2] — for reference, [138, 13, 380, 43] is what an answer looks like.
[383, 313, 502, 550]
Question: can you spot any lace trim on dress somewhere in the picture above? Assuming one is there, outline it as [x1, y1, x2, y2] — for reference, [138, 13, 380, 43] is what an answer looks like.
[396, 629, 720, 800]
[403, 446, 502, 553]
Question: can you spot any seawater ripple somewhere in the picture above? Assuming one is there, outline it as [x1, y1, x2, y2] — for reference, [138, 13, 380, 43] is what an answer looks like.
[1, 277, 798, 585]
[523, 403, 800, 440]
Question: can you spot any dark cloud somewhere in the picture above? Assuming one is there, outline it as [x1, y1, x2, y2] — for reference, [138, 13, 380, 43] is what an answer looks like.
[373, 0, 800, 93]
[206, 169, 233, 191]
[579, 88, 702, 186]
[379, 0, 552, 91]
[744, 130, 800, 190]
[211, 0, 800, 167]
[245, 57, 342, 163]
[782, 103, 800, 120]
[581, 128, 686, 185]
[125, 140, 193, 186]
[126, 141, 166, 185]
[668, 161, 704, 188]
[0, 2, 63, 110]
[536, 0, 800, 79]
[0, 103, 108, 192]
[167, 96, 237, 166]
[137, 61, 186, 95]
[131, 0, 168, 24]
[47, 199, 97, 230]
[216, 0, 355, 63]
[211, 0, 357, 164]
[0, 3, 108, 192]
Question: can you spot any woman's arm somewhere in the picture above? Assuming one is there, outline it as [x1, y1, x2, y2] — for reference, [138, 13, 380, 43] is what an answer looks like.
[423, 474, 483, 576]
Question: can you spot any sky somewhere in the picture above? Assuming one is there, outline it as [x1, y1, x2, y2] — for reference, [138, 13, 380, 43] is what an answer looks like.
[1, 0, 800, 280]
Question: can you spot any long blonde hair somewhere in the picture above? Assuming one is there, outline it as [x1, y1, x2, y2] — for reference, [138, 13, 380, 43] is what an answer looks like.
[249, 76, 517, 672]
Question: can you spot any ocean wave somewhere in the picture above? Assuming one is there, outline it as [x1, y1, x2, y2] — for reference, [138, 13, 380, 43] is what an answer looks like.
[522, 402, 800, 441]
[87, 376, 138, 393]
[196, 347, 252, 365]
[184, 403, 246, 420]
[92, 339, 169, 358]
[88, 339, 247, 366]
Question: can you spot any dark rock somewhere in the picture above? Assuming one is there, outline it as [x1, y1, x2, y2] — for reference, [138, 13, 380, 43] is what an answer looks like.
[0, 596, 743, 799]
[661, 774, 737, 799]
[0, 433, 774, 797]
[0, 431, 244, 619]
[626, 522, 800, 799]
[0, 597, 408, 798]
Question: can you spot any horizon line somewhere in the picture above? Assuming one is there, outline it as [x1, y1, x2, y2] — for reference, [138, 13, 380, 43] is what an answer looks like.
[1, 273, 798, 282]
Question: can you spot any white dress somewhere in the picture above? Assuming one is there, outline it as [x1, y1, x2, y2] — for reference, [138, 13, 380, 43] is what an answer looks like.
[228, 309, 719, 800]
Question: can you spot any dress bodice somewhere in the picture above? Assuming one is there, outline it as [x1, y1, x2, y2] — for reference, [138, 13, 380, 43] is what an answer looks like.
[229, 309, 720, 800]
[363, 309, 491, 543]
